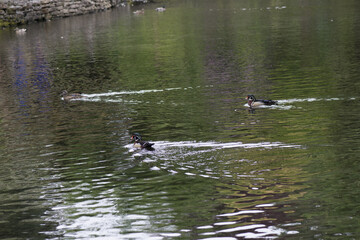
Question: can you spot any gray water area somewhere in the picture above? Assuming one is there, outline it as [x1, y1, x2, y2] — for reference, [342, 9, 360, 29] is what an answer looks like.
[1, 0, 360, 239]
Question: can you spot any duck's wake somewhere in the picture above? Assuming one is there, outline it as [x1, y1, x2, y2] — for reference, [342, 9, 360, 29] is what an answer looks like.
[125, 140, 302, 153]
[244, 97, 356, 110]
[68, 85, 213, 102]
[124, 140, 303, 181]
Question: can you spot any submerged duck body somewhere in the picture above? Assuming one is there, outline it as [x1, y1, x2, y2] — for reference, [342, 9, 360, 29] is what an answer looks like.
[246, 94, 277, 108]
[131, 133, 155, 150]
[61, 90, 83, 101]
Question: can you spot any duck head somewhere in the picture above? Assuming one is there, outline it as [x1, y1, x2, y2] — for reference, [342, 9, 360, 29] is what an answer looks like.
[60, 90, 69, 96]
[246, 94, 256, 105]
[131, 133, 142, 142]
[246, 95, 256, 101]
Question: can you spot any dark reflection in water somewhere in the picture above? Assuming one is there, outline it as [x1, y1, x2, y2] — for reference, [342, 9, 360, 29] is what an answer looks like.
[1, 0, 360, 239]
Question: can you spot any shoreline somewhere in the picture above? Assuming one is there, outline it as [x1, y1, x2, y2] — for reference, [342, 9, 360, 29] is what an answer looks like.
[0, 0, 149, 28]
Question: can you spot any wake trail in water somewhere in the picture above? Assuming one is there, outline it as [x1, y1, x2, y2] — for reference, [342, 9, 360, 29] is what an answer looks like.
[83, 87, 183, 98]
[126, 140, 303, 153]
[125, 140, 304, 184]
[276, 97, 356, 104]
[243, 97, 357, 110]
[70, 85, 214, 102]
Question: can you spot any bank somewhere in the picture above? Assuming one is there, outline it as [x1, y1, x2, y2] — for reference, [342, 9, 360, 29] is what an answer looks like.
[0, 0, 149, 27]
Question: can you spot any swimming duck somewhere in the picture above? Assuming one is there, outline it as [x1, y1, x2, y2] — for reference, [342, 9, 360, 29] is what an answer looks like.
[15, 28, 26, 34]
[133, 9, 145, 15]
[246, 94, 277, 108]
[131, 133, 155, 150]
[155, 6, 166, 12]
[60, 90, 83, 101]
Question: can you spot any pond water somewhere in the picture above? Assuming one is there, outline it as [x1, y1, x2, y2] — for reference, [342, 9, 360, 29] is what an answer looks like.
[1, 0, 360, 239]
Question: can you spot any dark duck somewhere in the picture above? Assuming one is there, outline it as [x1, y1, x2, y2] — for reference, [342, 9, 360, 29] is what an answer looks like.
[60, 90, 83, 101]
[246, 95, 277, 108]
[131, 133, 155, 150]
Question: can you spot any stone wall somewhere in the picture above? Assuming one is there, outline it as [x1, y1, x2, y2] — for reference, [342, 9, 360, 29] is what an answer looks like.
[0, 0, 125, 26]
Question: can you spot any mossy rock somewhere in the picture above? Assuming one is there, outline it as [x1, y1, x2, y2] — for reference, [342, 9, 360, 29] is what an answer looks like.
[0, 19, 20, 28]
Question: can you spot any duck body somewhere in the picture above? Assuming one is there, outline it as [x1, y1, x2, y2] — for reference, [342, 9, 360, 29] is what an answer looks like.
[155, 6, 166, 12]
[15, 28, 26, 34]
[246, 94, 277, 108]
[61, 90, 83, 101]
[131, 133, 155, 150]
[133, 9, 145, 15]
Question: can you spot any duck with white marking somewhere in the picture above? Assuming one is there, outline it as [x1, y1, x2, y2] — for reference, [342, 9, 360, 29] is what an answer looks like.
[15, 28, 26, 34]
[155, 6, 166, 12]
[133, 9, 145, 15]
[60, 90, 83, 101]
[246, 94, 277, 108]
[131, 133, 155, 150]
